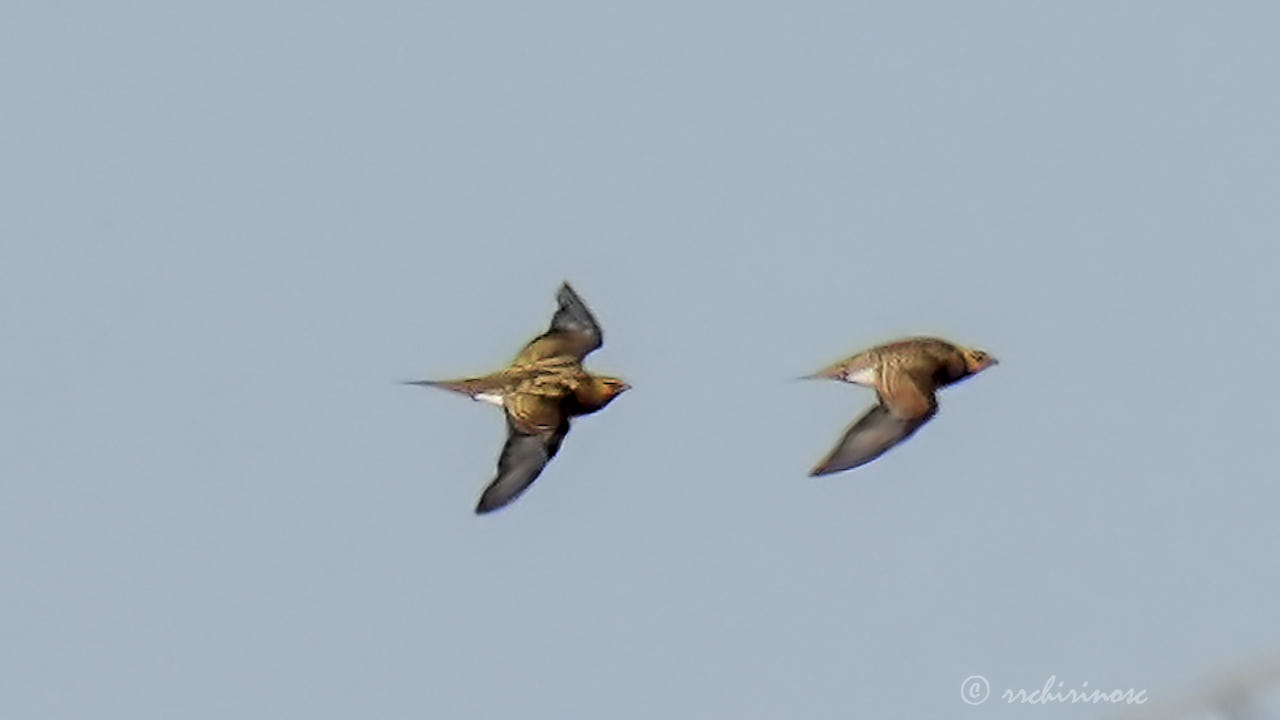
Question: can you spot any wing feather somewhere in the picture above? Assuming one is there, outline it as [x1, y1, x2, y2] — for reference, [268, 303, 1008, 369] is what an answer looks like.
[809, 403, 936, 476]
[515, 283, 604, 363]
[475, 411, 571, 514]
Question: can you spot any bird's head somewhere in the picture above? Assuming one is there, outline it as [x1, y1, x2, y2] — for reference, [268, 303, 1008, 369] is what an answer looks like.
[594, 376, 632, 405]
[571, 375, 630, 415]
[961, 347, 999, 374]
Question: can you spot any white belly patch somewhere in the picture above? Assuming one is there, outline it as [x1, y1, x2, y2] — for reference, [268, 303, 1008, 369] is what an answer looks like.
[475, 392, 506, 407]
[845, 366, 878, 386]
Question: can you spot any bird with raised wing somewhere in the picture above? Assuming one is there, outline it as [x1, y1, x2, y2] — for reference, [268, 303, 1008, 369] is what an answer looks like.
[407, 283, 629, 514]
[804, 337, 996, 476]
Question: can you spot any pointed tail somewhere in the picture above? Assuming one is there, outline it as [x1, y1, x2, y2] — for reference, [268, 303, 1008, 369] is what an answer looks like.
[797, 362, 847, 382]
[402, 376, 506, 399]
[402, 380, 445, 389]
[403, 379, 471, 395]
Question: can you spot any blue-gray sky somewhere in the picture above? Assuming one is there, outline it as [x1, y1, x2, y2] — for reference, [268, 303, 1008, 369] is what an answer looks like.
[4, 2, 1279, 718]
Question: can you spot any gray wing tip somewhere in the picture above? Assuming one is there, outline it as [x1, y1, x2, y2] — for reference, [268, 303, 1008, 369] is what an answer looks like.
[474, 479, 522, 514]
[808, 452, 839, 476]
[808, 456, 866, 477]
[557, 281, 582, 302]
[556, 284, 592, 318]
[549, 281, 604, 348]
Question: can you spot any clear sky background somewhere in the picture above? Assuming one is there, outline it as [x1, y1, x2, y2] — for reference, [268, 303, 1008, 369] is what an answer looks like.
[4, 2, 1279, 718]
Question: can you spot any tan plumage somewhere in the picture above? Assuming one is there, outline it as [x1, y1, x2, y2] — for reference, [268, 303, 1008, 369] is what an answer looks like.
[407, 283, 629, 514]
[805, 337, 997, 476]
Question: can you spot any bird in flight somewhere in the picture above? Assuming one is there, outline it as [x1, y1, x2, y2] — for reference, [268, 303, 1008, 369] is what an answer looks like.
[804, 337, 997, 476]
[407, 283, 629, 514]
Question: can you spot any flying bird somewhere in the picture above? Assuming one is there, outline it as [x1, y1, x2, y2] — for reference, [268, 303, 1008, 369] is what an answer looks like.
[406, 283, 629, 514]
[804, 337, 996, 476]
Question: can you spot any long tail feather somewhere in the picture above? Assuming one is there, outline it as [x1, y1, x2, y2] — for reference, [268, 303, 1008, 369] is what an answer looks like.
[402, 376, 507, 399]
